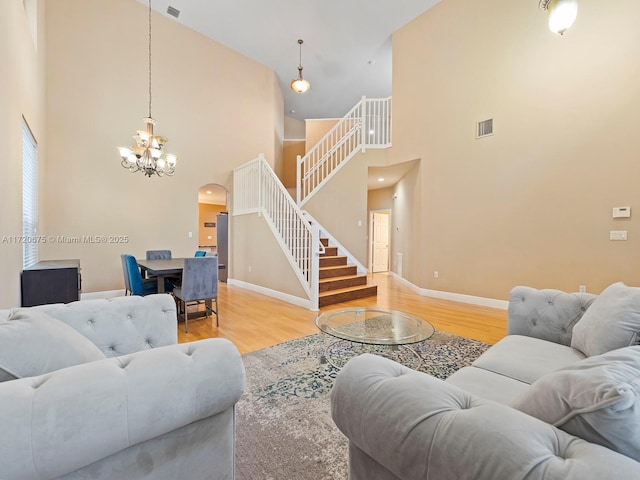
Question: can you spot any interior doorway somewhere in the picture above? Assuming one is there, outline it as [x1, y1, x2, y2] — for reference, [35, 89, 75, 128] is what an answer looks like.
[197, 184, 227, 253]
[369, 210, 390, 273]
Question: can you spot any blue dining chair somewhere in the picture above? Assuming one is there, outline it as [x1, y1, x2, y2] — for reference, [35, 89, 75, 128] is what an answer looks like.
[120, 254, 133, 295]
[194, 250, 206, 257]
[124, 254, 158, 296]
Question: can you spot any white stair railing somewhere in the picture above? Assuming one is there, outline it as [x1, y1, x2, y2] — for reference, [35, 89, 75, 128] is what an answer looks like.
[233, 154, 323, 309]
[297, 96, 391, 207]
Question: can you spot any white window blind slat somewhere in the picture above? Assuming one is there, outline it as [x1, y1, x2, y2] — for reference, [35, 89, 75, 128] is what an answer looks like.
[22, 119, 38, 269]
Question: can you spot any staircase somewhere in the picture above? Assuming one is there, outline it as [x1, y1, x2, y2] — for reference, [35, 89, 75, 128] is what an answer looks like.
[233, 96, 391, 310]
[318, 238, 377, 307]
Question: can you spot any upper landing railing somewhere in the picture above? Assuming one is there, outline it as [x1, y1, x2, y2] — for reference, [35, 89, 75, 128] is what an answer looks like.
[296, 96, 391, 207]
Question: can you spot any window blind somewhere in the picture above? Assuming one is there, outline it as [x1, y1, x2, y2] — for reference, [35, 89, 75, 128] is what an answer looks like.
[22, 119, 38, 269]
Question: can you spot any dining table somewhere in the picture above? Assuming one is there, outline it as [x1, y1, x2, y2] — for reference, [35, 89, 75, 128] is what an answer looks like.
[137, 257, 225, 293]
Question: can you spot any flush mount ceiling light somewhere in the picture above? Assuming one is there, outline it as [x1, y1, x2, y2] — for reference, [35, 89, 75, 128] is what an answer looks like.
[539, 0, 578, 35]
[118, 0, 177, 177]
[290, 39, 311, 94]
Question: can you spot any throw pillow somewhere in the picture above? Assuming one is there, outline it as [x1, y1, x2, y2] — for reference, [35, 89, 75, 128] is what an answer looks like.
[571, 282, 640, 356]
[0, 309, 105, 379]
[510, 346, 640, 461]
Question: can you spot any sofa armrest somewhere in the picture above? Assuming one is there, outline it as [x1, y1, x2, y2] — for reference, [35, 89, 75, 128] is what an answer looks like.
[507, 286, 596, 346]
[0, 338, 244, 480]
[331, 354, 640, 480]
[29, 294, 178, 357]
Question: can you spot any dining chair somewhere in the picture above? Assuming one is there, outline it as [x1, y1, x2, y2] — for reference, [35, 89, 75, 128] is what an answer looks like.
[124, 254, 158, 296]
[120, 254, 133, 295]
[173, 256, 219, 333]
[145, 249, 181, 285]
[194, 250, 207, 257]
[146, 249, 172, 260]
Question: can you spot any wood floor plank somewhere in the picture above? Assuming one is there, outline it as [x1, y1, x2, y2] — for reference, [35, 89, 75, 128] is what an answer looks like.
[177, 273, 508, 354]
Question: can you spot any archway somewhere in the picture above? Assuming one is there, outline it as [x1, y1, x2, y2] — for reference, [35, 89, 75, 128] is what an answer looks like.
[198, 183, 228, 281]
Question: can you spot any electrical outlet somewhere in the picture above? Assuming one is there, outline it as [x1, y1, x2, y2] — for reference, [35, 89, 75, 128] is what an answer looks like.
[579, 285, 586, 293]
[248, 266, 252, 273]
[433, 271, 439, 278]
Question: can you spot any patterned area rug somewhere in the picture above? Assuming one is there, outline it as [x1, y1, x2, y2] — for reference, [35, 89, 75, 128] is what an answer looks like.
[235, 331, 490, 480]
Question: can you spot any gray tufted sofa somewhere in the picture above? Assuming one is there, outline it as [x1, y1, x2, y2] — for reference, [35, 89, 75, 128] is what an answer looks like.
[331, 286, 640, 479]
[0, 294, 245, 480]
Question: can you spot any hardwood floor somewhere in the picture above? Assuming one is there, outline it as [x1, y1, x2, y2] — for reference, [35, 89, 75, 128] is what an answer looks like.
[177, 273, 507, 353]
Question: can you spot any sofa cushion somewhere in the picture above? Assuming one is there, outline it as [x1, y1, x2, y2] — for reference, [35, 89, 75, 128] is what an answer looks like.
[446, 365, 530, 405]
[510, 346, 640, 462]
[0, 309, 105, 379]
[471, 335, 586, 385]
[571, 282, 640, 357]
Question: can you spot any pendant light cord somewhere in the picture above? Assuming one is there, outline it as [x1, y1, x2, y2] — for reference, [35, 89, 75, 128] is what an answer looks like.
[148, 0, 152, 119]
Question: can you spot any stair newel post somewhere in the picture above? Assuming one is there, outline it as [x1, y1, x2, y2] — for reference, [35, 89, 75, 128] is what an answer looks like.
[360, 95, 367, 153]
[310, 221, 320, 311]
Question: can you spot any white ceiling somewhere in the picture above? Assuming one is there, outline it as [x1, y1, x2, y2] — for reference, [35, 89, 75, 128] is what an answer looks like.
[142, 0, 441, 121]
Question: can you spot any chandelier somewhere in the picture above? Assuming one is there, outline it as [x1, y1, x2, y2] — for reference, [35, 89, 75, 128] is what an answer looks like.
[118, 0, 177, 177]
[290, 39, 311, 94]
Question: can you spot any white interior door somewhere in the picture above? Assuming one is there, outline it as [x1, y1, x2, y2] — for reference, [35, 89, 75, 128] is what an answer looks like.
[372, 212, 389, 273]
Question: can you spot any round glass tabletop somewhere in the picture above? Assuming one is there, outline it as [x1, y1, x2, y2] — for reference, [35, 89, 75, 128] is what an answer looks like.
[315, 307, 434, 345]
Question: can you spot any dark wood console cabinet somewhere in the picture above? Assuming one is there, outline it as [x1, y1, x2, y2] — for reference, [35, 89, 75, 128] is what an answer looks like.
[21, 259, 81, 307]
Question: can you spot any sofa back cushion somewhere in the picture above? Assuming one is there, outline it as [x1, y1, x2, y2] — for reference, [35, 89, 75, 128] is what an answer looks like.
[508, 286, 596, 346]
[0, 310, 105, 380]
[571, 282, 640, 356]
[510, 346, 640, 462]
[22, 294, 178, 357]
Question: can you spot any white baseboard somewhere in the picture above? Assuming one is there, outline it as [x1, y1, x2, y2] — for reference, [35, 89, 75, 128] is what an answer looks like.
[80, 289, 126, 300]
[227, 278, 314, 310]
[388, 272, 508, 310]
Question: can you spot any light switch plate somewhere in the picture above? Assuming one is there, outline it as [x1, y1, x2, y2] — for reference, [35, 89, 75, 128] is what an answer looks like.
[613, 207, 631, 218]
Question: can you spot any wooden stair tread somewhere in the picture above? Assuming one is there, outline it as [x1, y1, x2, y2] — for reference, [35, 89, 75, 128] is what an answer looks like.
[320, 265, 355, 271]
[319, 284, 378, 297]
[318, 284, 378, 307]
[319, 274, 363, 283]
[319, 264, 357, 279]
[319, 274, 367, 293]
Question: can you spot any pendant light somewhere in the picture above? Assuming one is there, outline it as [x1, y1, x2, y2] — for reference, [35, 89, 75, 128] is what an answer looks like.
[290, 39, 311, 94]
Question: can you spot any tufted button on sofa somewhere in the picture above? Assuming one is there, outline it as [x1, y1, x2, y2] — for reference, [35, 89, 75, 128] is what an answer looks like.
[0, 294, 245, 480]
[331, 285, 640, 480]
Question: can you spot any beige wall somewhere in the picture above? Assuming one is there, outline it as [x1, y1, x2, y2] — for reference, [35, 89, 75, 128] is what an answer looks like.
[368, 187, 394, 213]
[40, 0, 283, 294]
[198, 203, 225, 247]
[272, 80, 285, 179]
[282, 140, 305, 188]
[231, 213, 307, 299]
[304, 152, 370, 265]
[0, 1, 46, 308]
[284, 115, 305, 140]
[305, 119, 339, 153]
[391, 0, 640, 298]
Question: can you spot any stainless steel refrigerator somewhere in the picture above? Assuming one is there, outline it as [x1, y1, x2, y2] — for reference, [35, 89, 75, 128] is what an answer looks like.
[216, 212, 228, 282]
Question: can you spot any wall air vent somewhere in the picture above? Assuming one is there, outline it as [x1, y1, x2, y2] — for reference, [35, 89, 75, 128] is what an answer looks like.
[476, 118, 493, 138]
[167, 6, 181, 18]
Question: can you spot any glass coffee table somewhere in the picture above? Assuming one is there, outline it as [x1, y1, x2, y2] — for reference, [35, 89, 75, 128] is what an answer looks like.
[315, 307, 435, 369]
